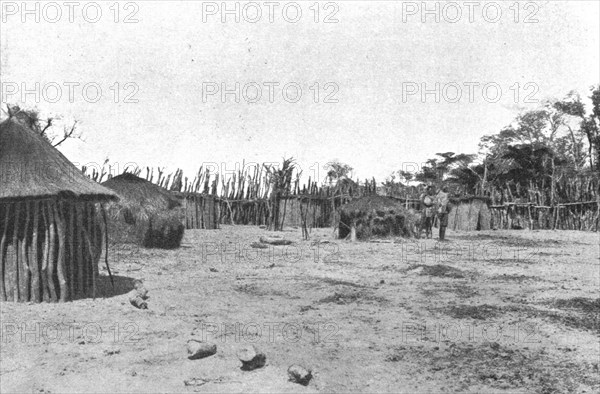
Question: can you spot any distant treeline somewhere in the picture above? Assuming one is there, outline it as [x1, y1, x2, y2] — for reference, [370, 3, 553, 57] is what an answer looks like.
[383, 85, 600, 207]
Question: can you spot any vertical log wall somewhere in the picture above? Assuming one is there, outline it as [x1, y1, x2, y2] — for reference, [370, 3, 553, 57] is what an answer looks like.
[0, 199, 105, 302]
[175, 193, 219, 230]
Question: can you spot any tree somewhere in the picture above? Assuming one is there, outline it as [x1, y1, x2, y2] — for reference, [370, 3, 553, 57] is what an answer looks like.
[414, 159, 438, 184]
[569, 86, 600, 171]
[550, 91, 592, 171]
[397, 170, 414, 184]
[414, 152, 479, 192]
[264, 157, 298, 231]
[4, 104, 82, 147]
[324, 160, 353, 185]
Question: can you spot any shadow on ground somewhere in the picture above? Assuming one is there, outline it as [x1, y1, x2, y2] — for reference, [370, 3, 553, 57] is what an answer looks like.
[95, 274, 136, 298]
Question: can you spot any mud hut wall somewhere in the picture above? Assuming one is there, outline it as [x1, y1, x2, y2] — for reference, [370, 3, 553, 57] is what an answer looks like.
[0, 199, 103, 303]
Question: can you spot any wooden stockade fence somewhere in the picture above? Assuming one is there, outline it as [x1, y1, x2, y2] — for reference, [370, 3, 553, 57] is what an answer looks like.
[82, 161, 598, 232]
[174, 192, 219, 230]
[486, 173, 599, 231]
[489, 201, 599, 231]
[82, 162, 367, 232]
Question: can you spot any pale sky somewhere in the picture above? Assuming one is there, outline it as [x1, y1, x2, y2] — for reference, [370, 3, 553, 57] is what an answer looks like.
[1, 1, 599, 184]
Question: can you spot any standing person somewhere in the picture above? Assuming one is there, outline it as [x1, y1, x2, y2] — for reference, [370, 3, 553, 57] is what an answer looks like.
[419, 185, 435, 239]
[436, 186, 451, 241]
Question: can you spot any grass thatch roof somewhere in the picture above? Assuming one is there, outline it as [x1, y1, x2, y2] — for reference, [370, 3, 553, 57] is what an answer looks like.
[101, 173, 185, 249]
[101, 173, 181, 213]
[0, 119, 117, 202]
[340, 195, 406, 215]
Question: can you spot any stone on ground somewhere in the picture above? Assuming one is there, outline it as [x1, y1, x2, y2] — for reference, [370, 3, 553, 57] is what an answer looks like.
[237, 345, 266, 370]
[288, 364, 312, 386]
[187, 340, 217, 360]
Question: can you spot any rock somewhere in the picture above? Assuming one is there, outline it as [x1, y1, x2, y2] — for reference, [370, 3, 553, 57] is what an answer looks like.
[128, 291, 148, 309]
[209, 267, 218, 272]
[237, 345, 266, 371]
[183, 377, 208, 387]
[380, 279, 385, 284]
[187, 340, 217, 360]
[133, 280, 149, 299]
[288, 364, 312, 386]
[128, 280, 149, 309]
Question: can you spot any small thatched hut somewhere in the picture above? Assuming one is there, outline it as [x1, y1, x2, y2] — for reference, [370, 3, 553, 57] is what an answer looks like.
[338, 196, 418, 240]
[101, 173, 185, 249]
[0, 119, 118, 302]
[447, 196, 491, 231]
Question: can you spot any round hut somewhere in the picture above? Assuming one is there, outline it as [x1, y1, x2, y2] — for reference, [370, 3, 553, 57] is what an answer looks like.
[101, 173, 185, 249]
[338, 195, 418, 240]
[0, 119, 118, 303]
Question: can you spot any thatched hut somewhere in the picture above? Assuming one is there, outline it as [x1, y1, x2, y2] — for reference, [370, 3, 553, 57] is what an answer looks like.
[101, 173, 185, 249]
[338, 196, 418, 240]
[447, 196, 491, 231]
[0, 119, 117, 302]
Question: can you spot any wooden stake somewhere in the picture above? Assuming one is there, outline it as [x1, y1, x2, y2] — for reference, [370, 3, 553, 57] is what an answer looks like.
[0, 203, 11, 301]
[12, 203, 20, 302]
[31, 201, 41, 303]
[21, 201, 32, 302]
[41, 201, 50, 302]
[47, 202, 58, 302]
[100, 205, 114, 289]
[75, 203, 85, 297]
[69, 202, 76, 298]
[55, 202, 67, 302]
[86, 203, 97, 299]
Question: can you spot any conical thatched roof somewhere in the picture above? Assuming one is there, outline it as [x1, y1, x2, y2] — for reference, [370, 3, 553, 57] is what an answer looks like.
[101, 173, 185, 249]
[101, 173, 181, 213]
[0, 119, 117, 202]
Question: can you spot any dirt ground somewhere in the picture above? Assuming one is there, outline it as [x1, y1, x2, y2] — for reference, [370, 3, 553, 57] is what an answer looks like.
[1, 226, 599, 393]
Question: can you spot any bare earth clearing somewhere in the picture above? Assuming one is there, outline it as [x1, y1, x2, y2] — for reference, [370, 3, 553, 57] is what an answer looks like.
[1, 227, 599, 393]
